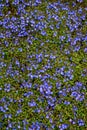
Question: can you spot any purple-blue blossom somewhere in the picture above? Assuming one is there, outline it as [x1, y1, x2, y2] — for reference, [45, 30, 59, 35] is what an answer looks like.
[78, 119, 84, 126]
[59, 123, 69, 130]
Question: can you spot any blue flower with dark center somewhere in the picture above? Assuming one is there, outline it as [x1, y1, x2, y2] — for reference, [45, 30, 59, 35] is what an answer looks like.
[78, 119, 84, 126]
[71, 91, 78, 97]
[41, 30, 47, 36]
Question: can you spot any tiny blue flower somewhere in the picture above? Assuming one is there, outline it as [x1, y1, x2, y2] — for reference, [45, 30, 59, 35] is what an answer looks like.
[78, 119, 84, 126]
[41, 30, 47, 36]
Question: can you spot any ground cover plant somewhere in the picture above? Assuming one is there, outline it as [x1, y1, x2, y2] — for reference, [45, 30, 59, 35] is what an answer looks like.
[0, 0, 87, 129]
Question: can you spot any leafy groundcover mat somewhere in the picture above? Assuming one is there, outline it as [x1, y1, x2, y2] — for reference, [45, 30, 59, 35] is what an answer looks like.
[0, 0, 87, 130]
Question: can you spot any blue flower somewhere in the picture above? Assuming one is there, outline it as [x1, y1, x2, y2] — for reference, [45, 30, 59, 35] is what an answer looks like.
[71, 91, 78, 97]
[78, 7, 82, 14]
[28, 101, 36, 107]
[56, 82, 61, 89]
[4, 41, 9, 47]
[41, 30, 47, 36]
[0, 106, 6, 112]
[11, 16, 17, 21]
[12, 0, 19, 5]
[64, 100, 70, 105]
[4, 83, 11, 92]
[53, 31, 57, 37]
[84, 48, 87, 53]
[36, 0, 41, 4]
[8, 123, 12, 128]
[16, 109, 22, 114]
[18, 48, 22, 52]
[18, 125, 21, 129]
[74, 46, 80, 52]
[77, 0, 83, 3]
[23, 91, 33, 97]
[59, 123, 69, 130]
[0, 33, 5, 38]
[78, 119, 84, 126]
[0, 21, 3, 26]
[15, 60, 20, 67]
